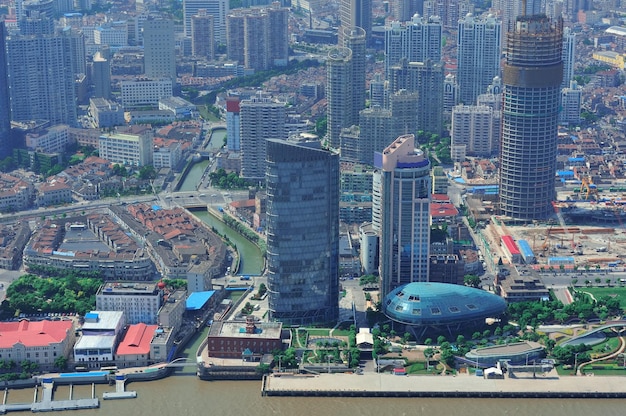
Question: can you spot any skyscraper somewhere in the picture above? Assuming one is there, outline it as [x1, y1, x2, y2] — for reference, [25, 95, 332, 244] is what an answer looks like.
[326, 47, 353, 148]
[191, 10, 215, 60]
[561, 26, 576, 90]
[0, 20, 11, 158]
[339, 0, 372, 45]
[266, 139, 339, 325]
[457, 14, 501, 105]
[384, 14, 442, 78]
[240, 96, 286, 181]
[226, 6, 289, 71]
[183, 0, 229, 43]
[388, 59, 444, 135]
[341, 26, 366, 129]
[373, 134, 431, 298]
[92, 51, 111, 99]
[143, 18, 176, 80]
[499, 14, 563, 220]
[6, 16, 78, 126]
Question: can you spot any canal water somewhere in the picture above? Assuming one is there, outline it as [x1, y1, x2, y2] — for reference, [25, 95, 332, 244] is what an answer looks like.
[191, 209, 264, 276]
[178, 128, 227, 192]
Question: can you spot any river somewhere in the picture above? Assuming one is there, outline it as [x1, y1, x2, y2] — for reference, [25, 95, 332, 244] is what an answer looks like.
[5, 377, 626, 416]
[178, 128, 227, 192]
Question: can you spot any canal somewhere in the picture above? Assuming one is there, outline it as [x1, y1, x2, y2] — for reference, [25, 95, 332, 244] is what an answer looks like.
[178, 128, 227, 192]
[191, 209, 264, 276]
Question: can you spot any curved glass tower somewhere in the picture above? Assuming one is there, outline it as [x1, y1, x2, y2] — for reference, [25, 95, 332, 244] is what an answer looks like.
[499, 14, 563, 220]
[266, 139, 339, 325]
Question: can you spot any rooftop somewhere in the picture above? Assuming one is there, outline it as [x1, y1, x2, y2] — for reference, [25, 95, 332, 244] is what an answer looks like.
[116, 323, 158, 356]
[0, 320, 73, 349]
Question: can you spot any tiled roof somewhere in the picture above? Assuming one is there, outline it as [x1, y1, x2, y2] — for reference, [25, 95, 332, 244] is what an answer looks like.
[116, 323, 158, 356]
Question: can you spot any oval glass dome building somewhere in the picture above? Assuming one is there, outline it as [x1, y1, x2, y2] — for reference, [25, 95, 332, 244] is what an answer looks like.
[383, 282, 507, 338]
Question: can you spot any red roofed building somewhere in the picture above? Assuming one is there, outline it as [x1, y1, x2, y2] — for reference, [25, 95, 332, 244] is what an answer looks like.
[0, 320, 75, 371]
[115, 323, 159, 367]
[501, 235, 522, 264]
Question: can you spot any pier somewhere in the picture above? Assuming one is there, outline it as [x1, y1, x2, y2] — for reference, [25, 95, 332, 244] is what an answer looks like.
[262, 372, 626, 399]
[0, 380, 99, 413]
[102, 375, 137, 400]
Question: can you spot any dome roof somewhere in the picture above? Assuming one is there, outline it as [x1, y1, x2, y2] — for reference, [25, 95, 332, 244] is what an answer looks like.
[383, 282, 506, 326]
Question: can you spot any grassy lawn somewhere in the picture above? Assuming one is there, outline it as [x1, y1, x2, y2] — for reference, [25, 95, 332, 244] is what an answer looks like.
[555, 364, 577, 376]
[590, 335, 621, 357]
[581, 365, 626, 376]
[307, 329, 331, 336]
[575, 286, 626, 310]
[199, 105, 221, 122]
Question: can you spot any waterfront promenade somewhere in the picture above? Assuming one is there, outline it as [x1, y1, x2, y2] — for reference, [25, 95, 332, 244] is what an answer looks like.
[262, 372, 626, 398]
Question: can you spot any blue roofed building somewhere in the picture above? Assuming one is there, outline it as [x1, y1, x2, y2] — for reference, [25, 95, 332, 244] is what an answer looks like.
[186, 290, 218, 311]
[383, 282, 507, 339]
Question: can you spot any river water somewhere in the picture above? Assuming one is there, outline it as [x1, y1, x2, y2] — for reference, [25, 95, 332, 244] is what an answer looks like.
[6, 377, 626, 416]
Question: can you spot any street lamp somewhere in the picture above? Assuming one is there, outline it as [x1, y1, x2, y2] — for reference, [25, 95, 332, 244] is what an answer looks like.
[327, 355, 332, 374]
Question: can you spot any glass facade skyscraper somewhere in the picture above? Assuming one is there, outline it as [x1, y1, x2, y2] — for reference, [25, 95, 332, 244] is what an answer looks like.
[499, 14, 563, 220]
[373, 134, 431, 298]
[266, 139, 339, 325]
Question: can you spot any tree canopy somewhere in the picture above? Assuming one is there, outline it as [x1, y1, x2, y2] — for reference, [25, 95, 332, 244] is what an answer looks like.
[3, 270, 103, 317]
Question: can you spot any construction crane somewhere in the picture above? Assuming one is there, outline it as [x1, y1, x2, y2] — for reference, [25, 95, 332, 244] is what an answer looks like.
[580, 176, 599, 200]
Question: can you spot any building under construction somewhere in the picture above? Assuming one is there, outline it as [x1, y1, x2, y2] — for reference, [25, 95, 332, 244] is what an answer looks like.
[499, 12, 563, 220]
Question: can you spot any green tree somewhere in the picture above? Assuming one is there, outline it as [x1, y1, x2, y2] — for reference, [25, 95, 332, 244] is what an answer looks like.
[464, 274, 481, 288]
[53, 356, 68, 371]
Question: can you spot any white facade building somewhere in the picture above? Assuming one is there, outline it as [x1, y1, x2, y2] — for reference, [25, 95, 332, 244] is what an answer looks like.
[120, 78, 172, 109]
[25, 124, 69, 154]
[99, 131, 154, 167]
[96, 282, 163, 325]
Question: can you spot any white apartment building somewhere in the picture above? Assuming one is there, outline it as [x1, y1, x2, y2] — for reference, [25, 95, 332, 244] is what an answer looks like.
[96, 282, 163, 325]
[25, 124, 69, 154]
[99, 131, 154, 167]
[183, 0, 229, 42]
[451, 104, 499, 160]
[94, 23, 128, 48]
[120, 78, 172, 109]
[153, 139, 183, 169]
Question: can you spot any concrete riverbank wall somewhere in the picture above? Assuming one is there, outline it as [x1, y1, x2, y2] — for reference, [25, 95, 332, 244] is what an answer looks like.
[261, 372, 626, 399]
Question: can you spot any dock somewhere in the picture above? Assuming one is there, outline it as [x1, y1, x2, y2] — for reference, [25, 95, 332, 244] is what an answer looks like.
[262, 372, 626, 398]
[0, 380, 99, 414]
[102, 375, 137, 400]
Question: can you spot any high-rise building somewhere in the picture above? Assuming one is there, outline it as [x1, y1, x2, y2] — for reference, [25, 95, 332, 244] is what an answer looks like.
[99, 131, 154, 167]
[560, 80, 582, 125]
[266, 139, 339, 325]
[373, 134, 431, 298]
[339, 0, 372, 45]
[388, 59, 444, 135]
[499, 14, 563, 220]
[191, 9, 215, 60]
[0, 20, 11, 158]
[6, 18, 78, 126]
[497, 0, 542, 38]
[451, 105, 498, 160]
[143, 18, 176, 80]
[369, 73, 386, 108]
[443, 74, 459, 120]
[92, 51, 111, 99]
[183, 0, 229, 43]
[225, 97, 240, 151]
[226, 5, 289, 71]
[240, 96, 286, 181]
[457, 14, 501, 105]
[384, 14, 442, 78]
[326, 47, 353, 148]
[267, 4, 289, 67]
[423, 0, 473, 28]
[561, 26, 576, 90]
[392, 0, 423, 22]
[341, 26, 366, 128]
